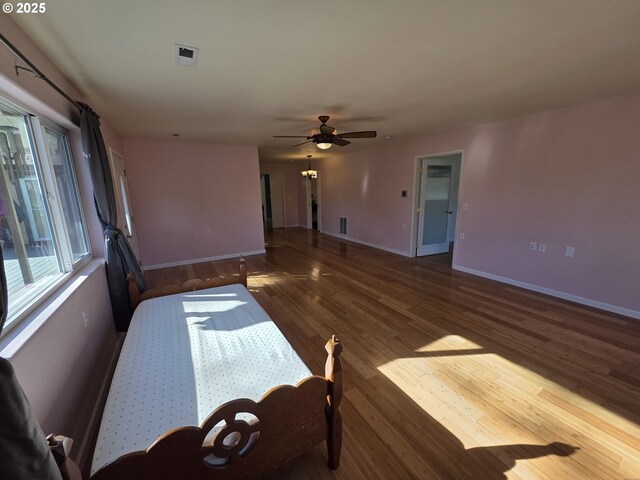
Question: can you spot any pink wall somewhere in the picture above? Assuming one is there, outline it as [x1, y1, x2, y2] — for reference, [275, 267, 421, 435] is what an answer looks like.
[122, 139, 265, 267]
[0, 15, 120, 464]
[259, 161, 305, 227]
[2, 262, 116, 457]
[321, 91, 640, 315]
[321, 149, 415, 254]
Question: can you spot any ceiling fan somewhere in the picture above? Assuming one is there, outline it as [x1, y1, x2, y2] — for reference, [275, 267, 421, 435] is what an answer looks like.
[273, 115, 377, 150]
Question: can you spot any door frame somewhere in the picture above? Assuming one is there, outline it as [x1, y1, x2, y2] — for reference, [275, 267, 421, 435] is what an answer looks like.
[267, 172, 285, 228]
[416, 157, 459, 256]
[108, 147, 141, 259]
[305, 176, 312, 229]
[410, 149, 465, 264]
[304, 173, 321, 231]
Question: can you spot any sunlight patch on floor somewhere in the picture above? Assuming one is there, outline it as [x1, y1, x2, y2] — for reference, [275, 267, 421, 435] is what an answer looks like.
[414, 334, 484, 353]
[247, 273, 282, 287]
[311, 266, 321, 279]
[377, 334, 640, 479]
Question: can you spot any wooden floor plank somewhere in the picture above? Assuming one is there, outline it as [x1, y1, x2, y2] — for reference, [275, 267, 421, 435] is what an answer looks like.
[144, 227, 640, 479]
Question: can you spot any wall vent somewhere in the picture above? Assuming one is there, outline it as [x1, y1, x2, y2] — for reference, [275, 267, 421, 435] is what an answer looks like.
[339, 217, 347, 235]
[173, 44, 199, 67]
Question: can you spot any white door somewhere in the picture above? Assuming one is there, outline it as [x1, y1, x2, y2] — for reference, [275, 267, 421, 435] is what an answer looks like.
[269, 173, 285, 228]
[109, 149, 140, 258]
[416, 155, 460, 256]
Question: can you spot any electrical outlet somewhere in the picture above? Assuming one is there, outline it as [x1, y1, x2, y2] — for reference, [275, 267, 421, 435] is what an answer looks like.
[565, 246, 575, 257]
[83, 311, 89, 328]
[529, 241, 537, 251]
[463, 203, 468, 211]
[459, 232, 465, 240]
[538, 243, 546, 253]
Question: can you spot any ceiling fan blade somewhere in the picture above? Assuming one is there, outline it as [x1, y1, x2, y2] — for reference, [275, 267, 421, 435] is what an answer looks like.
[320, 124, 335, 135]
[333, 138, 351, 147]
[336, 131, 377, 139]
[293, 140, 313, 147]
[273, 135, 311, 138]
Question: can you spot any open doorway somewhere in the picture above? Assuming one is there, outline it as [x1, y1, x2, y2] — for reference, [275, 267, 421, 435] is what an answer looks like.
[305, 175, 321, 230]
[260, 173, 285, 229]
[415, 152, 462, 260]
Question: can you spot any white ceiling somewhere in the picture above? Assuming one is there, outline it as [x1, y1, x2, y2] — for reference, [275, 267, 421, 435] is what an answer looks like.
[11, 0, 640, 163]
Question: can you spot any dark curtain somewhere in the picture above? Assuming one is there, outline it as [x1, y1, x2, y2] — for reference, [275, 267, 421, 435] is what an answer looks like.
[0, 246, 62, 480]
[0, 241, 6, 335]
[79, 103, 146, 331]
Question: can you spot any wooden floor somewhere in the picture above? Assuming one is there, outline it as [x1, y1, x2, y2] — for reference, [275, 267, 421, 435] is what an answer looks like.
[146, 228, 640, 480]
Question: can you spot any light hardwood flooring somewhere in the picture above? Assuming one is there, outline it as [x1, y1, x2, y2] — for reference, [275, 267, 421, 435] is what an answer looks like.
[145, 228, 640, 480]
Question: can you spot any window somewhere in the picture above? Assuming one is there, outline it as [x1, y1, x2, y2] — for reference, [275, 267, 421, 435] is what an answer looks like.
[43, 126, 90, 261]
[0, 97, 90, 333]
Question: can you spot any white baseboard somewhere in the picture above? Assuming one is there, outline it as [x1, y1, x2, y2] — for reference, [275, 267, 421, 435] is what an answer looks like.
[76, 334, 125, 468]
[143, 249, 266, 271]
[321, 230, 411, 257]
[453, 264, 640, 320]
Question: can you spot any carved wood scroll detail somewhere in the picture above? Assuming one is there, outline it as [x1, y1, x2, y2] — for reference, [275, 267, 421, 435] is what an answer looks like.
[91, 375, 334, 480]
[90, 335, 344, 478]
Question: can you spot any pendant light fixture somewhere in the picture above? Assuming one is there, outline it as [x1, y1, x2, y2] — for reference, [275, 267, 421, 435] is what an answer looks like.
[301, 154, 318, 179]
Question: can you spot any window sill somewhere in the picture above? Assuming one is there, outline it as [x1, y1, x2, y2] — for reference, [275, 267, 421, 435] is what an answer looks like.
[0, 258, 105, 358]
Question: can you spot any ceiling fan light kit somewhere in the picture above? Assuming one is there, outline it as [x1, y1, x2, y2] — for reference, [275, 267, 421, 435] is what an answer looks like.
[274, 115, 377, 150]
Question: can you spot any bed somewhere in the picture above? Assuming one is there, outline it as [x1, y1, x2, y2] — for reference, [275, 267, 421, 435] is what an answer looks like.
[90, 259, 342, 480]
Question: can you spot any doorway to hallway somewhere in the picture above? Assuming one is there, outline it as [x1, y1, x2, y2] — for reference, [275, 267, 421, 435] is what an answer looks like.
[305, 174, 321, 231]
[415, 152, 462, 259]
[260, 173, 285, 229]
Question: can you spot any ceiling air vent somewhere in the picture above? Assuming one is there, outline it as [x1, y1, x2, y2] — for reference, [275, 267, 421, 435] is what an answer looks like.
[173, 44, 199, 68]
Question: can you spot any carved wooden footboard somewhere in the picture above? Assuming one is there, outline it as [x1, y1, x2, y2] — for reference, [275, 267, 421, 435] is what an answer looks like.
[91, 336, 343, 480]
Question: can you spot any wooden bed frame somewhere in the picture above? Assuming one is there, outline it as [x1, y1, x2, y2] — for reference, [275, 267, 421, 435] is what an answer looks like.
[127, 258, 249, 311]
[92, 259, 342, 480]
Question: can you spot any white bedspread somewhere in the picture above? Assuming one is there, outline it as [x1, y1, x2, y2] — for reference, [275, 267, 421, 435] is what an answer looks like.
[91, 283, 312, 474]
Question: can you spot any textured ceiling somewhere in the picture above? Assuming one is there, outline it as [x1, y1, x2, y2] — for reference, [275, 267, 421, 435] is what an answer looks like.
[11, 0, 640, 163]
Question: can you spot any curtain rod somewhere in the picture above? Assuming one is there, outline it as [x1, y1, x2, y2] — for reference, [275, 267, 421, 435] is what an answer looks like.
[0, 32, 83, 111]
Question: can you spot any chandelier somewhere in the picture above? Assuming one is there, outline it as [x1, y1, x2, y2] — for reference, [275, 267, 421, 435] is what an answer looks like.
[301, 154, 317, 179]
